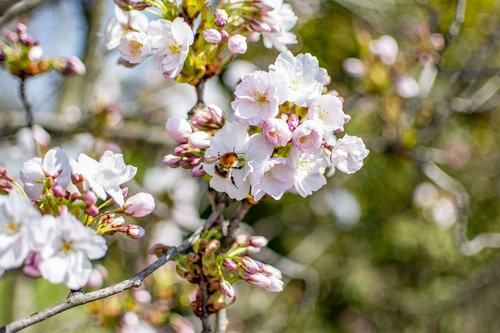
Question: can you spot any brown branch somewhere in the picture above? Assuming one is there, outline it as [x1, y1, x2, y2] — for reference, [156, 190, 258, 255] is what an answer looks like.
[221, 200, 253, 251]
[19, 78, 32, 130]
[0, 201, 229, 333]
[0, 0, 54, 29]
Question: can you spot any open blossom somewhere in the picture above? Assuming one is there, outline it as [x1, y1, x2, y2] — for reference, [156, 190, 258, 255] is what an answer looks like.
[148, 18, 194, 78]
[203, 122, 273, 200]
[231, 71, 288, 126]
[105, 6, 149, 50]
[0, 191, 41, 273]
[292, 120, 323, 153]
[20, 147, 71, 199]
[119, 31, 151, 64]
[262, 118, 292, 147]
[270, 51, 329, 106]
[290, 147, 328, 197]
[37, 213, 107, 290]
[228, 34, 247, 54]
[307, 94, 346, 132]
[71, 151, 137, 207]
[330, 134, 369, 174]
[250, 157, 294, 201]
[260, 1, 298, 51]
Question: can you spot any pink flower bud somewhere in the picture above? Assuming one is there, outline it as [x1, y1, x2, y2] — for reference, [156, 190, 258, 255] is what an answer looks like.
[228, 34, 247, 54]
[162, 154, 181, 168]
[28, 46, 43, 61]
[220, 30, 229, 41]
[124, 192, 155, 217]
[287, 114, 300, 131]
[126, 224, 145, 239]
[203, 28, 222, 43]
[207, 104, 225, 125]
[166, 116, 192, 143]
[63, 56, 86, 75]
[111, 216, 125, 228]
[188, 131, 211, 149]
[191, 164, 206, 177]
[262, 118, 292, 147]
[83, 191, 97, 205]
[85, 205, 99, 216]
[121, 187, 129, 198]
[23, 251, 41, 278]
[263, 276, 284, 292]
[241, 256, 261, 273]
[51, 185, 65, 197]
[219, 280, 235, 298]
[244, 272, 271, 288]
[249, 236, 268, 248]
[344, 114, 352, 125]
[86, 265, 108, 289]
[234, 234, 248, 245]
[215, 9, 228, 27]
[261, 264, 282, 279]
[223, 258, 238, 270]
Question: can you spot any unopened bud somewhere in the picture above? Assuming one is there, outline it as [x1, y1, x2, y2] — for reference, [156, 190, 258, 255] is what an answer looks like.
[263, 276, 284, 292]
[23, 251, 41, 278]
[261, 264, 282, 279]
[124, 192, 155, 217]
[62, 56, 86, 76]
[83, 191, 97, 205]
[223, 258, 238, 270]
[234, 234, 248, 245]
[219, 280, 235, 298]
[243, 272, 270, 288]
[52, 185, 65, 198]
[191, 164, 206, 177]
[207, 239, 220, 252]
[166, 116, 192, 143]
[249, 236, 268, 248]
[203, 28, 222, 44]
[85, 205, 99, 216]
[126, 224, 145, 239]
[215, 9, 228, 27]
[241, 256, 260, 273]
[228, 34, 247, 55]
[220, 30, 229, 41]
[188, 131, 211, 149]
[163, 154, 181, 168]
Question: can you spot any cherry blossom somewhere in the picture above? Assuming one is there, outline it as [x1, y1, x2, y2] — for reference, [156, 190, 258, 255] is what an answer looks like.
[231, 71, 288, 126]
[330, 134, 369, 174]
[20, 147, 71, 199]
[105, 6, 149, 50]
[250, 157, 294, 201]
[71, 151, 137, 207]
[262, 118, 293, 147]
[119, 31, 151, 64]
[260, 0, 298, 51]
[290, 147, 328, 197]
[307, 94, 346, 132]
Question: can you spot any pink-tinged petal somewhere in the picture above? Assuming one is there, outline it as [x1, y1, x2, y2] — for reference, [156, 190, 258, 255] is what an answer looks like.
[107, 186, 125, 207]
[172, 17, 194, 46]
[40, 254, 71, 284]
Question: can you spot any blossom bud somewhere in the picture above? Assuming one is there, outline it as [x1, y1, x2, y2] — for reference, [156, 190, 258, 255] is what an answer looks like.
[174, 144, 188, 154]
[86, 265, 108, 289]
[121, 187, 129, 199]
[207, 239, 221, 252]
[228, 35, 247, 54]
[287, 114, 300, 131]
[234, 234, 248, 245]
[215, 9, 228, 27]
[249, 236, 268, 248]
[70, 192, 80, 202]
[126, 224, 145, 239]
[219, 280, 235, 298]
[23, 251, 41, 278]
[166, 116, 192, 143]
[223, 258, 238, 270]
[208, 104, 225, 125]
[162, 154, 181, 167]
[241, 256, 261, 273]
[261, 264, 282, 279]
[111, 216, 125, 228]
[187, 157, 202, 165]
[344, 114, 352, 125]
[62, 56, 86, 75]
[243, 272, 270, 288]
[83, 191, 97, 205]
[262, 118, 292, 147]
[124, 192, 155, 217]
[191, 164, 206, 177]
[203, 28, 222, 44]
[0, 179, 13, 191]
[85, 205, 99, 216]
[51, 185, 65, 198]
[264, 276, 284, 292]
[188, 131, 211, 149]
[28, 46, 43, 61]
[220, 30, 229, 41]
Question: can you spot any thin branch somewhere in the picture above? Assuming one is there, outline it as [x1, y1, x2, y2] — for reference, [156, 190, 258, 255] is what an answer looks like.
[19, 78, 32, 130]
[445, 0, 467, 46]
[1, 201, 229, 333]
[214, 310, 229, 333]
[222, 200, 253, 251]
[196, 79, 206, 104]
[0, 0, 54, 29]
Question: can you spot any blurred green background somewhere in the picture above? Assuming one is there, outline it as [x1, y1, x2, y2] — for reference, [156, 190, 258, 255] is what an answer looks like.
[0, 0, 499, 332]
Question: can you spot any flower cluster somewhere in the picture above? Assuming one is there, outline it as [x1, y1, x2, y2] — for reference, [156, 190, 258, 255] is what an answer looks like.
[0, 148, 154, 289]
[174, 230, 283, 315]
[163, 50, 368, 200]
[0, 23, 85, 78]
[104, 0, 298, 82]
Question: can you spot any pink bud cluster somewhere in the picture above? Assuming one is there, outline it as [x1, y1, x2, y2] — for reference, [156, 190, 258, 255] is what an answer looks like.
[163, 104, 225, 176]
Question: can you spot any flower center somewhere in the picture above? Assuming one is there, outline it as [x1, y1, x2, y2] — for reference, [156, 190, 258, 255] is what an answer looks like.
[4, 222, 20, 235]
[318, 107, 328, 121]
[129, 40, 143, 55]
[253, 92, 269, 106]
[169, 42, 181, 55]
[61, 241, 74, 253]
[296, 155, 313, 174]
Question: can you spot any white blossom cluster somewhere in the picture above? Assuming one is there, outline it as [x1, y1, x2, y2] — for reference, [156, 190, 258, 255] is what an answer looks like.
[0, 148, 155, 289]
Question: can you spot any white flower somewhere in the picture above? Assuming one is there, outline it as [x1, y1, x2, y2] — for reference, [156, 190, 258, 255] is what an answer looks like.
[38, 213, 107, 290]
[231, 71, 288, 126]
[228, 34, 247, 54]
[369, 35, 398, 65]
[269, 51, 329, 106]
[0, 191, 41, 271]
[330, 134, 369, 174]
[188, 131, 211, 149]
[290, 147, 328, 197]
[105, 6, 149, 50]
[148, 18, 194, 78]
[261, 1, 298, 51]
[71, 151, 137, 207]
[250, 157, 294, 201]
[119, 31, 151, 64]
[20, 147, 71, 199]
[307, 94, 346, 132]
[203, 122, 273, 200]
[292, 120, 323, 154]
